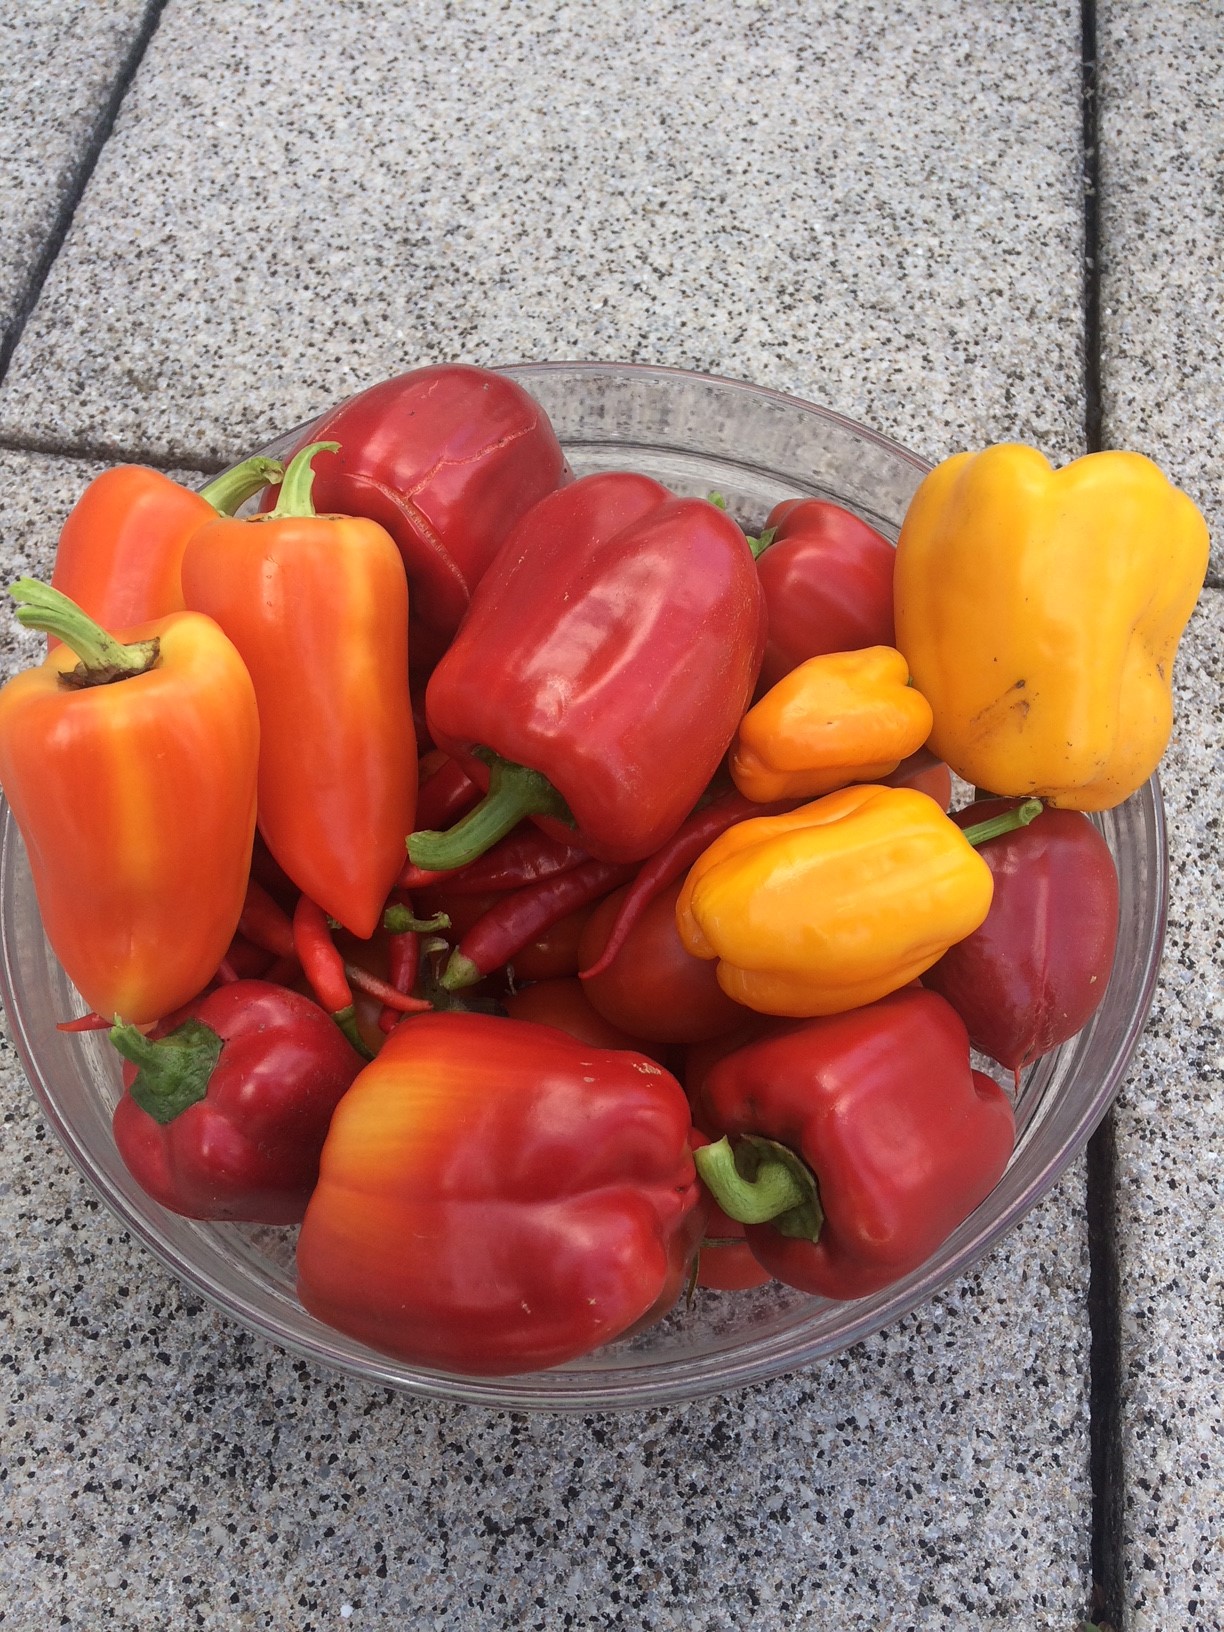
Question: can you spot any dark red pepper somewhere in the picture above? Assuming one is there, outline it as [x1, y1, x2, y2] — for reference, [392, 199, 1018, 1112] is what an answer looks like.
[110, 980, 364, 1223]
[441, 857, 636, 989]
[755, 498, 897, 692]
[692, 987, 1015, 1300]
[922, 798, 1120, 1076]
[410, 472, 767, 871]
[273, 364, 570, 669]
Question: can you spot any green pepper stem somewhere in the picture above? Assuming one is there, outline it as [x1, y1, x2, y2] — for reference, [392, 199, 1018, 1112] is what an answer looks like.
[440, 951, 481, 992]
[332, 1005, 374, 1061]
[406, 751, 573, 872]
[11, 578, 159, 682]
[109, 1018, 224, 1126]
[199, 455, 285, 517]
[267, 441, 341, 520]
[383, 905, 451, 935]
[694, 1135, 824, 1242]
[961, 797, 1044, 848]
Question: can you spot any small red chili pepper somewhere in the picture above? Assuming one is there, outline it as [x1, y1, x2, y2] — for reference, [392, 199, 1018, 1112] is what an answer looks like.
[237, 878, 298, 960]
[344, 963, 434, 1014]
[400, 824, 590, 895]
[441, 858, 636, 990]
[579, 790, 800, 981]
[378, 899, 451, 1031]
[56, 1012, 113, 1033]
[291, 894, 370, 1056]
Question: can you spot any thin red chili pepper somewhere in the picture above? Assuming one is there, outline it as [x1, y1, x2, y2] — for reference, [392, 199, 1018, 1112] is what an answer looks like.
[398, 825, 590, 894]
[237, 877, 297, 959]
[414, 754, 479, 832]
[214, 957, 242, 985]
[578, 791, 802, 980]
[346, 962, 434, 1014]
[56, 1011, 112, 1033]
[441, 859, 636, 990]
[292, 894, 371, 1056]
[377, 899, 450, 1032]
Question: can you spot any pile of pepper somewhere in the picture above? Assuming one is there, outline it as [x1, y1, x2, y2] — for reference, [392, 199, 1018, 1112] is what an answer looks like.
[0, 364, 1208, 1377]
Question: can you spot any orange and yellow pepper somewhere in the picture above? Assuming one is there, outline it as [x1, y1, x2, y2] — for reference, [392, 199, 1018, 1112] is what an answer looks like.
[0, 580, 260, 1024]
[729, 645, 934, 803]
[893, 444, 1209, 810]
[675, 784, 1020, 1018]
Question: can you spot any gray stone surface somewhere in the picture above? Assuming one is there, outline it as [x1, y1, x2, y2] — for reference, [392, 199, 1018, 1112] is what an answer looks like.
[0, 0, 1086, 469]
[1098, 3, 1224, 577]
[1097, 8, 1224, 1628]
[0, 2, 150, 341]
[1111, 592, 1224, 1632]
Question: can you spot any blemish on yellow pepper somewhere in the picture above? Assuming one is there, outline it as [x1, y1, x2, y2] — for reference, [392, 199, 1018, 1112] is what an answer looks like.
[675, 784, 1000, 1018]
[729, 645, 934, 803]
[893, 444, 1209, 811]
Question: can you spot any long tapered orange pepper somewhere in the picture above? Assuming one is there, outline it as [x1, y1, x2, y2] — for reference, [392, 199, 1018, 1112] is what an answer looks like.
[0, 581, 260, 1024]
[180, 442, 417, 938]
[48, 456, 282, 641]
[675, 785, 1039, 1018]
[729, 645, 934, 803]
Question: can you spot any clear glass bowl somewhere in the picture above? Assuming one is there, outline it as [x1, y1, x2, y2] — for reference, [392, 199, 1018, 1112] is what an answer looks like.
[0, 363, 1167, 1411]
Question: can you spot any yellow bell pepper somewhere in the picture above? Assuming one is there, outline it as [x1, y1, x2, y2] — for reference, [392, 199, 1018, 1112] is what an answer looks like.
[674, 784, 999, 1018]
[729, 645, 934, 802]
[893, 444, 1209, 810]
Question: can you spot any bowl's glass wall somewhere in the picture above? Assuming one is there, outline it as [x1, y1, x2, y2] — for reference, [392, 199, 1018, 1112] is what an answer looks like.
[0, 364, 1167, 1410]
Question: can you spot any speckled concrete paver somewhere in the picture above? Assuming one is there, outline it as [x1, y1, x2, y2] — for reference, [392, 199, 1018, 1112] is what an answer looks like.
[1097, 8, 1224, 1628]
[0, 2, 151, 340]
[4, 1, 1219, 1627]
[0, 0, 1085, 470]
[1098, 3, 1224, 579]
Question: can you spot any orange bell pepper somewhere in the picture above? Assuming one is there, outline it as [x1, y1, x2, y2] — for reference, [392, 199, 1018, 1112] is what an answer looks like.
[0, 581, 260, 1024]
[729, 645, 934, 802]
[180, 441, 418, 938]
[675, 785, 1038, 1017]
[48, 456, 282, 641]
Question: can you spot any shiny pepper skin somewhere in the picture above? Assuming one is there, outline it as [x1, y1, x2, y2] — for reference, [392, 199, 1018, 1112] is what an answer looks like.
[112, 980, 365, 1223]
[0, 599, 259, 1025]
[730, 645, 935, 803]
[922, 799, 1121, 1074]
[893, 444, 1209, 810]
[296, 1012, 704, 1376]
[692, 987, 1016, 1300]
[182, 443, 418, 938]
[675, 784, 994, 1017]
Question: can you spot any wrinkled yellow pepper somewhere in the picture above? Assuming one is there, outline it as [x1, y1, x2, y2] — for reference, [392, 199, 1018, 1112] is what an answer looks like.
[675, 784, 995, 1017]
[729, 645, 934, 802]
[893, 444, 1208, 810]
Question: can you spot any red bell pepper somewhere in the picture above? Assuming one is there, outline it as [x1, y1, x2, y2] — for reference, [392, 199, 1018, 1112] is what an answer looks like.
[110, 980, 364, 1223]
[181, 441, 418, 938]
[922, 798, 1120, 1076]
[410, 472, 767, 871]
[755, 498, 897, 692]
[274, 364, 570, 670]
[296, 1011, 703, 1374]
[692, 987, 1015, 1300]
